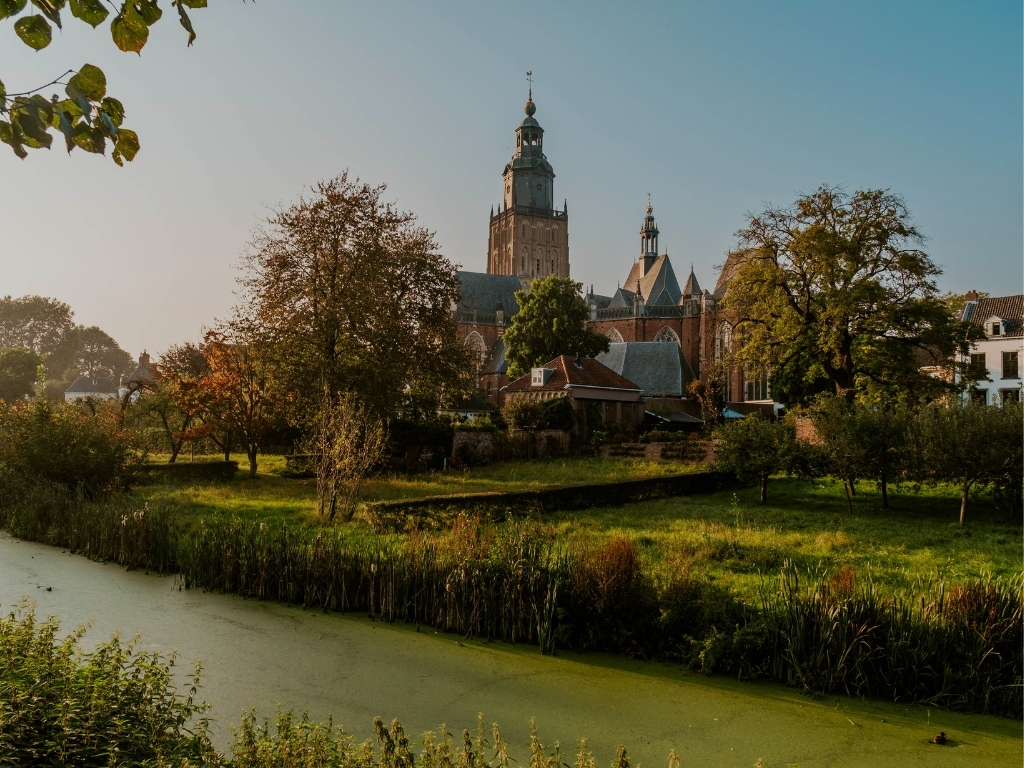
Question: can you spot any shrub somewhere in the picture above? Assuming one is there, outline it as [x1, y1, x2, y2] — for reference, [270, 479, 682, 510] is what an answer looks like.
[541, 395, 576, 432]
[0, 603, 214, 766]
[501, 397, 545, 430]
[0, 398, 143, 498]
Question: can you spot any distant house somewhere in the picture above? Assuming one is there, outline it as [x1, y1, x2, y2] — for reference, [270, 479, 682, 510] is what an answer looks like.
[502, 355, 643, 425]
[120, 350, 158, 401]
[64, 376, 118, 402]
[958, 293, 1022, 405]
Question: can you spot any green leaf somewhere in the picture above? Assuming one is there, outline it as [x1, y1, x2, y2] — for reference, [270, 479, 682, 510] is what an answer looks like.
[111, 127, 139, 166]
[68, 63, 106, 101]
[178, 0, 207, 7]
[0, 0, 28, 22]
[99, 109, 118, 138]
[134, 0, 161, 25]
[175, 1, 195, 45]
[0, 78, 5, 104]
[30, 0, 64, 28]
[53, 103, 76, 152]
[55, 97, 83, 119]
[0, 119, 28, 159]
[99, 96, 124, 126]
[72, 121, 106, 153]
[69, 0, 108, 27]
[111, 3, 149, 53]
[13, 105, 52, 149]
[14, 14, 52, 49]
[64, 85, 92, 124]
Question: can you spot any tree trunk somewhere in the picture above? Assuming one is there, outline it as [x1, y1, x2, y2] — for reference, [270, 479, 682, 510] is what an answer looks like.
[849, 476, 857, 497]
[959, 482, 970, 527]
[247, 447, 258, 478]
[760, 473, 768, 505]
[880, 473, 889, 509]
[843, 478, 853, 514]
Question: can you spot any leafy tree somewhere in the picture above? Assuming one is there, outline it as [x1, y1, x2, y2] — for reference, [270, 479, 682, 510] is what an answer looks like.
[0, 295, 74, 355]
[54, 325, 133, 380]
[851, 402, 912, 509]
[724, 187, 980, 404]
[807, 396, 864, 513]
[714, 413, 795, 504]
[501, 397, 545, 431]
[176, 326, 283, 477]
[236, 173, 470, 424]
[503, 275, 610, 380]
[913, 401, 1022, 526]
[1, 1, 222, 163]
[686, 361, 727, 429]
[0, 348, 42, 402]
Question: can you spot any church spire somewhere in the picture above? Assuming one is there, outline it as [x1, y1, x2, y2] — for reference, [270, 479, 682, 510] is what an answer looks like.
[640, 197, 659, 275]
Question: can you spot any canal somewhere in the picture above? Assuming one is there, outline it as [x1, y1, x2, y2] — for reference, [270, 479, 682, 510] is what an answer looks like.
[0, 533, 1018, 766]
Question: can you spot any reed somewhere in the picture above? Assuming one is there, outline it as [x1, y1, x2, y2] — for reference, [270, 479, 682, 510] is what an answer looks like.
[1, 486, 1020, 717]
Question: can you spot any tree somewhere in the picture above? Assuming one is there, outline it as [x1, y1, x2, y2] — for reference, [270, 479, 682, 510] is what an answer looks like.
[1, 1, 224, 163]
[180, 326, 283, 478]
[308, 394, 388, 522]
[724, 187, 980, 405]
[715, 413, 795, 504]
[913, 401, 1022, 526]
[236, 173, 470, 424]
[851, 402, 912, 509]
[686, 361, 727, 429]
[56, 325, 133, 381]
[0, 348, 42, 402]
[808, 396, 865, 513]
[503, 275, 610, 380]
[0, 295, 74, 355]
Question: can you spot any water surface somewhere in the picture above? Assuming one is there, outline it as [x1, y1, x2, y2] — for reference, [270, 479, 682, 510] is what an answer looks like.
[0, 534, 1018, 766]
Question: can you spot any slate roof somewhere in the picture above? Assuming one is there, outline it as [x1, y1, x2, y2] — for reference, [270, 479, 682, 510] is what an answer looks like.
[481, 336, 509, 375]
[503, 356, 641, 394]
[621, 254, 683, 306]
[65, 376, 118, 395]
[961, 295, 1024, 338]
[457, 272, 523, 316]
[682, 268, 701, 297]
[588, 293, 613, 310]
[713, 248, 752, 298]
[606, 286, 636, 309]
[596, 342, 695, 398]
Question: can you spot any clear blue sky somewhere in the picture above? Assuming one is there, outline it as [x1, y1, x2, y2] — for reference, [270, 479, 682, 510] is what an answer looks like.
[2, 1, 1021, 356]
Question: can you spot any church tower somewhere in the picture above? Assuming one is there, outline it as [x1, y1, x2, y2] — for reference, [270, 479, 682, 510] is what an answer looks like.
[487, 86, 569, 284]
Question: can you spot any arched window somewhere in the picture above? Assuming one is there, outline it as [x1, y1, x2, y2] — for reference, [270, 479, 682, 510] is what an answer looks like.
[715, 322, 733, 362]
[654, 327, 680, 345]
[606, 328, 624, 343]
[464, 332, 487, 366]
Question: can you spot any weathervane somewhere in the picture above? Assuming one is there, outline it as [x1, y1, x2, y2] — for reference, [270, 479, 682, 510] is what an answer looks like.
[526, 70, 533, 98]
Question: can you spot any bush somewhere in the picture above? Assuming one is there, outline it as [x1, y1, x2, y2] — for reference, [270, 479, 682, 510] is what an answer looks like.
[0, 603, 214, 766]
[0, 398, 143, 499]
[541, 395, 576, 431]
[501, 397, 545, 430]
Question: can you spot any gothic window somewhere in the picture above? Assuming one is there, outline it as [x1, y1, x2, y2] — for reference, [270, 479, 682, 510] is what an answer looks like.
[654, 327, 680, 345]
[606, 328, 624, 343]
[746, 375, 770, 402]
[464, 332, 487, 367]
[714, 322, 733, 362]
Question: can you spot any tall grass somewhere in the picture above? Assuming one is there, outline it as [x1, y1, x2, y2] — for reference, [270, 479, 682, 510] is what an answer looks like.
[1, 484, 1020, 717]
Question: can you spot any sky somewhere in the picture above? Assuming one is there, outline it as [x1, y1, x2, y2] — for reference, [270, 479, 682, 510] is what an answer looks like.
[2, 1, 1021, 357]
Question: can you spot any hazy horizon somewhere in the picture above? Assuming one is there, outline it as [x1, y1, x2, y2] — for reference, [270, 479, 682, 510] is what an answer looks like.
[2, 1, 1021, 359]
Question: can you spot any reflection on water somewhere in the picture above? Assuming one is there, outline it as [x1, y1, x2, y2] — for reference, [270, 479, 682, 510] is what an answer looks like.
[0, 533, 1017, 766]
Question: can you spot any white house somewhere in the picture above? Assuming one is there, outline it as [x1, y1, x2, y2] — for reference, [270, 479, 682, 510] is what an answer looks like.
[957, 293, 1022, 405]
[64, 376, 119, 402]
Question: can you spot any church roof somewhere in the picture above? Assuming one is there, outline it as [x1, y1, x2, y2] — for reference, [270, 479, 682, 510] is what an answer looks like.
[456, 272, 523, 317]
[714, 249, 752, 298]
[607, 286, 636, 309]
[682, 268, 701, 297]
[481, 336, 509, 374]
[621, 254, 683, 306]
[596, 342, 695, 398]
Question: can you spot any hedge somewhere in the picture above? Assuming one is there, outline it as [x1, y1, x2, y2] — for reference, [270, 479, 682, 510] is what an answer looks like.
[363, 471, 732, 531]
[137, 461, 239, 482]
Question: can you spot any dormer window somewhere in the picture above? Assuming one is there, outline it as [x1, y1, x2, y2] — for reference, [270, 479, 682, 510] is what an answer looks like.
[992, 322, 1002, 336]
[531, 368, 553, 386]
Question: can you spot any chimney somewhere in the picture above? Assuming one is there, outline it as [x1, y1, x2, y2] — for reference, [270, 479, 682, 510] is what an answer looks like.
[139, 350, 150, 367]
[965, 290, 979, 302]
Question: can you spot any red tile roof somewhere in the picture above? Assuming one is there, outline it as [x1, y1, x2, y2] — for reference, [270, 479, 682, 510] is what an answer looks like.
[503, 356, 641, 393]
[961, 295, 1023, 338]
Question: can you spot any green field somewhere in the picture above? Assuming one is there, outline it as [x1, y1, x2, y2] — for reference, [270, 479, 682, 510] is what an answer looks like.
[138, 455, 1022, 601]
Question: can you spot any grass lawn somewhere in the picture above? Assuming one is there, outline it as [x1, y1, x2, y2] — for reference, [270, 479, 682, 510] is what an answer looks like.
[138, 454, 1021, 600]
[139, 454, 688, 526]
[555, 477, 1022, 601]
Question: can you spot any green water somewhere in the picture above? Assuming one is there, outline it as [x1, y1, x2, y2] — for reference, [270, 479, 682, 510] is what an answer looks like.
[0, 534, 1019, 767]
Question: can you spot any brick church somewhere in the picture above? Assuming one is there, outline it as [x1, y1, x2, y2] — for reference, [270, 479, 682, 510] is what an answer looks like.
[456, 89, 773, 414]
